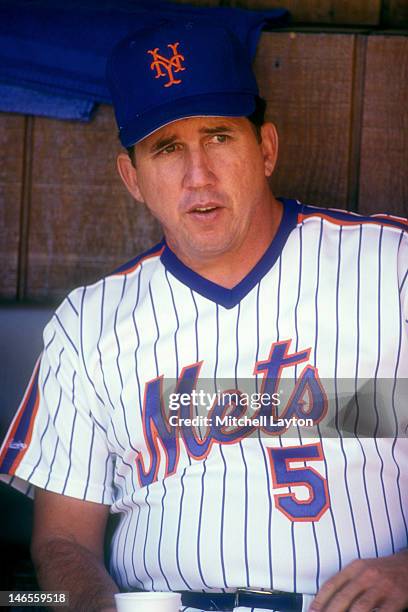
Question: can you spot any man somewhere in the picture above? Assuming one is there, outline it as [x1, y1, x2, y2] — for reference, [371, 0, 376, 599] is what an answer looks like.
[1, 19, 408, 612]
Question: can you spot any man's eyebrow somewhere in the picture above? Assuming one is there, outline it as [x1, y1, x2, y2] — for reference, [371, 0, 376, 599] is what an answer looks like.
[149, 135, 177, 153]
[199, 125, 235, 134]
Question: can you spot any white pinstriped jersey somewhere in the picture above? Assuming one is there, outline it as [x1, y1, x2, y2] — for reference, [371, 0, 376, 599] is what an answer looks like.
[1, 198, 408, 598]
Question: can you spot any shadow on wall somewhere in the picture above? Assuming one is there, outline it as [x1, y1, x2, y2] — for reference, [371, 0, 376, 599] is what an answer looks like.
[0, 302, 119, 597]
[0, 303, 54, 593]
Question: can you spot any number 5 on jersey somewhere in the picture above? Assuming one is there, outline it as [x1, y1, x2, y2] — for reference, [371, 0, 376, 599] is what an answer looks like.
[268, 443, 329, 521]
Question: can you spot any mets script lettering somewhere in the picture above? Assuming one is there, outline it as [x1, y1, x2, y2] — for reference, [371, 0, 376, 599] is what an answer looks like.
[148, 42, 186, 87]
[135, 340, 327, 486]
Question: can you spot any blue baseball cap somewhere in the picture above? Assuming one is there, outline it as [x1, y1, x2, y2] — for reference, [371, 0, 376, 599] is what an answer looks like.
[106, 20, 259, 147]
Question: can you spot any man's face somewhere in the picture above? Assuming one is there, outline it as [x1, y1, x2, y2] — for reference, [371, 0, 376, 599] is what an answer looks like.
[120, 116, 277, 267]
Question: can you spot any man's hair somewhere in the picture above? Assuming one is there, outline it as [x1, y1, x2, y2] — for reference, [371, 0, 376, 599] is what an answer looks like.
[126, 96, 267, 164]
[248, 95, 267, 137]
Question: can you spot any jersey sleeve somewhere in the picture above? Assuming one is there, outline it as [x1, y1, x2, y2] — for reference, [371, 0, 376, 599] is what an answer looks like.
[0, 294, 115, 505]
[399, 232, 408, 333]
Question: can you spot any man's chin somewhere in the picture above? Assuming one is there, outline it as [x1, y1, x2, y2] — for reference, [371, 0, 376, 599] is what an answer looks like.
[180, 236, 237, 262]
[165, 224, 238, 264]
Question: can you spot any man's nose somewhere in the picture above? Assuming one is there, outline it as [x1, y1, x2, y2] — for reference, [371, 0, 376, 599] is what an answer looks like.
[182, 148, 216, 189]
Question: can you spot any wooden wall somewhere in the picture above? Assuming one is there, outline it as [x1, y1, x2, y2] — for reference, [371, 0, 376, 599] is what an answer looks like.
[0, 30, 407, 301]
[178, 0, 408, 27]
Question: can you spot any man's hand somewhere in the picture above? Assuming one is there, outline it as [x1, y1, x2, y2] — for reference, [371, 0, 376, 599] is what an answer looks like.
[310, 550, 408, 611]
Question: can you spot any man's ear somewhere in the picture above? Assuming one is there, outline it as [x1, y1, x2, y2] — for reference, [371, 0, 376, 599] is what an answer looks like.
[260, 122, 279, 177]
[116, 152, 144, 202]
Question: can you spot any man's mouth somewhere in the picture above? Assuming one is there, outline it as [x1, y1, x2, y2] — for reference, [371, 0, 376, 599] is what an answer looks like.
[186, 199, 223, 214]
[191, 205, 218, 213]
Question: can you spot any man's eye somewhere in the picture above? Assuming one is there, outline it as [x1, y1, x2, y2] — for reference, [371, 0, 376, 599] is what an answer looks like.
[163, 144, 176, 154]
[158, 143, 179, 155]
[211, 134, 228, 144]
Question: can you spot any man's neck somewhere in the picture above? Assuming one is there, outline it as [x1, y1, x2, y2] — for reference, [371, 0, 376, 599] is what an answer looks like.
[169, 196, 283, 289]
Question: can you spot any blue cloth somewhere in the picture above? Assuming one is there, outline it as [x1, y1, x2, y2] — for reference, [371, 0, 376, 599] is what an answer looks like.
[0, 0, 289, 119]
[0, 82, 95, 120]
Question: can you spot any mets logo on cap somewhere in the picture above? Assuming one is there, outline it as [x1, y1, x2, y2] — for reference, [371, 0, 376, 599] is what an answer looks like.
[147, 42, 186, 88]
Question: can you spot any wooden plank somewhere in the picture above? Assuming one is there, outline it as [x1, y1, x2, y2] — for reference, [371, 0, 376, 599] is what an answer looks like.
[26, 106, 161, 300]
[227, 0, 381, 26]
[0, 113, 25, 299]
[346, 35, 367, 213]
[381, 0, 408, 28]
[254, 32, 355, 209]
[17, 116, 34, 300]
[358, 36, 408, 217]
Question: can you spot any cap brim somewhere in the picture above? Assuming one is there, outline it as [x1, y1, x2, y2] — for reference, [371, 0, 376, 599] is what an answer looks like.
[119, 92, 256, 147]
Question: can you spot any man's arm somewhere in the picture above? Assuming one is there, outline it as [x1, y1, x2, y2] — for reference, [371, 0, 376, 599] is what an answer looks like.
[31, 487, 118, 612]
[310, 550, 408, 611]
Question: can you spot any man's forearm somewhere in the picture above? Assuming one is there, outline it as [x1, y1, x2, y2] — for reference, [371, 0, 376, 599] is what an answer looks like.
[32, 536, 118, 612]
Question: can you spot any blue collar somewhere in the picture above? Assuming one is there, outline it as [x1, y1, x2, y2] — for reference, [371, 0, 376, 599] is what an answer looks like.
[160, 198, 300, 309]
